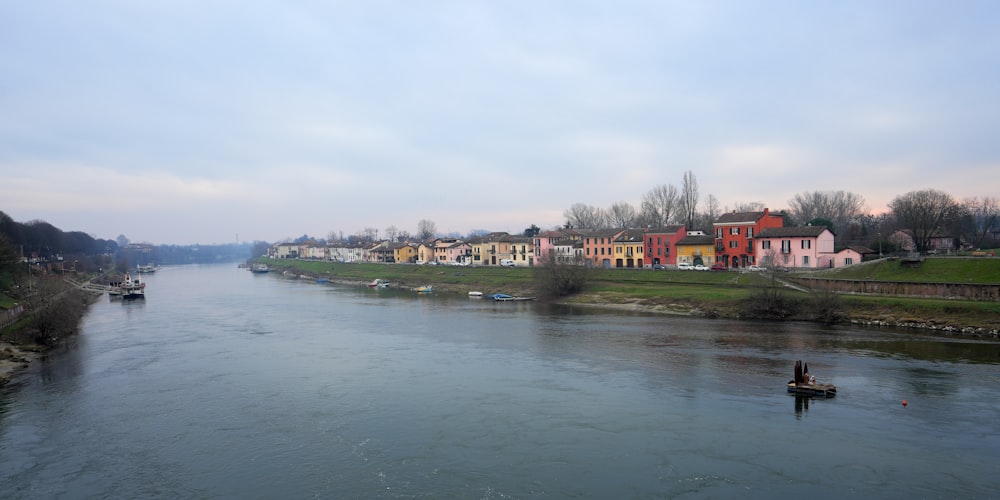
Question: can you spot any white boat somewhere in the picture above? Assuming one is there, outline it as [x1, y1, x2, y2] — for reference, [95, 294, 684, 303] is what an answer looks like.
[368, 279, 390, 288]
[250, 263, 270, 273]
[468, 291, 483, 297]
[136, 264, 159, 273]
[112, 273, 145, 300]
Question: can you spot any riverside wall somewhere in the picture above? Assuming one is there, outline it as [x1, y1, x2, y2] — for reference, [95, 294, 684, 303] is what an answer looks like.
[790, 278, 1000, 302]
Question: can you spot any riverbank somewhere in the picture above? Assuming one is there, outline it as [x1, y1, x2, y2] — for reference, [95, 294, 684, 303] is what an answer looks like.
[262, 259, 1000, 337]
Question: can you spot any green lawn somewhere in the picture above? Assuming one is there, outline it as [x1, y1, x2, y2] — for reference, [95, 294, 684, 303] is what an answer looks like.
[808, 257, 1000, 283]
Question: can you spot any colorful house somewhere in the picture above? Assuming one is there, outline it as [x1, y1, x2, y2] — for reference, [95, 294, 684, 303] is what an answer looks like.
[713, 208, 784, 269]
[612, 229, 645, 268]
[643, 225, 686, 267]
[755, 226, 835, 269]
[581, 229, 626, 268]
[393, 243, 418, 264]
[675, 234, 717, 266]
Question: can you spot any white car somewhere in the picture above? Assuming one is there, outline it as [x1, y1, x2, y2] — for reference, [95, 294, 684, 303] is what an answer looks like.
[694, 264, 709, 271]
[676, 262, 693, 270]
[747, 265, 764, 272]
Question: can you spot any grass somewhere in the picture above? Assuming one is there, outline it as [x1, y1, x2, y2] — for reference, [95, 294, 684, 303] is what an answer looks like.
[808, 257, 1000, 283]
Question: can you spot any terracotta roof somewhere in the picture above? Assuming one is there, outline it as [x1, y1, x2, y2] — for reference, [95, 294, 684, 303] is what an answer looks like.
[756, 226, 832, 238]
[676, 235, 715, 246]
[643, 225, 685, 234]
[715, 211, 768, 224]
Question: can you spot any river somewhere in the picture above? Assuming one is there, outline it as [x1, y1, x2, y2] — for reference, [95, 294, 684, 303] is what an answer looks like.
[2, 263, 998, 498]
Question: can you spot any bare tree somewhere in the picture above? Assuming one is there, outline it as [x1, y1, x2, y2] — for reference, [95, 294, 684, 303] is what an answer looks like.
[384, 225, 400, 242]
[889, 189, 960, 253]
[961, 196, 999, 248]
[694, 194, 721, 231]
[679, 170, 699, 230]
[607, 202, 637, 229]
[639, 184, 679, 227]
[416, 219, 437, 241]
[727, 201, 766, 213]
[358, 227, 379, 242]
[563, 203, 608, 229]
[788, 190, 867, 232]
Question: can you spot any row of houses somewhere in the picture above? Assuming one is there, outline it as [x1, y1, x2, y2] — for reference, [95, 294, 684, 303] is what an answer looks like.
[270, 208, 873, 270]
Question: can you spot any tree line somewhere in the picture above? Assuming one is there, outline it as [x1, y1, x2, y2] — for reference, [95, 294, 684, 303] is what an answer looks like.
[559, 171, 998, 253]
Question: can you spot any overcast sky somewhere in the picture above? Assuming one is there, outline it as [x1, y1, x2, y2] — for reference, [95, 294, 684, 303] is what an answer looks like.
[2, 1, 998, 245]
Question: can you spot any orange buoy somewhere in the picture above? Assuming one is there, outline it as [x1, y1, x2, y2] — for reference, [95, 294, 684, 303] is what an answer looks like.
[902, 399, 908, 407]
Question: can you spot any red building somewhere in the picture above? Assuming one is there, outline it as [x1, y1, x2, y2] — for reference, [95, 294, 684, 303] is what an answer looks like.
[713, 208, 784, 268]
[642, 225, 687, 266]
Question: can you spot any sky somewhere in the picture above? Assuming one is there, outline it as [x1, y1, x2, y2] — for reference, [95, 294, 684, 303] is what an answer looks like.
[2, 1, 998, 245]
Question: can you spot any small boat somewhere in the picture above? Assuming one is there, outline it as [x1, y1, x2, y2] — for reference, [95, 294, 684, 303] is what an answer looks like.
[136, 264, 159, 273]
[787, 360, 836, 398]
[490, 293, 535, 302]
[368, 279, 390, 288]
[415, 285, 434, 293]
[250, 263, 270, 273]
[468, 291, 483, 297]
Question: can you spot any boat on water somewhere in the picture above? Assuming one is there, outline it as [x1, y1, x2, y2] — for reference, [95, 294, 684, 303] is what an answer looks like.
[136, 264, 159, 274]
[250, 263, 270, 273]
[468, 291, 483, 297]
[490, 293, 536, 302]
[787, 360, 836, 398]
[415, 285, 434, 293]
[110, 273, 146, 300]
[368, 279, 390, 288]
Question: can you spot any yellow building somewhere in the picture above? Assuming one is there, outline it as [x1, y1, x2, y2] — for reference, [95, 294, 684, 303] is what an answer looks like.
[394, 243, 418, 264]
[675, 234, 717, 266]
[612, 229, 645, 268]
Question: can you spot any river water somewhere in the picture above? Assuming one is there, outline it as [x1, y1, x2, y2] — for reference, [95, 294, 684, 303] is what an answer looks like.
[1, 263, 998, 498]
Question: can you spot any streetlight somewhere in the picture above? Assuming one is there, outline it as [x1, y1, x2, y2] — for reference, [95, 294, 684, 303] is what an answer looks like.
[878, 232, 883, 258]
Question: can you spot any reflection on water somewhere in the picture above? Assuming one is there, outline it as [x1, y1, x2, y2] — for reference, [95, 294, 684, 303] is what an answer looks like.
[0, 263, 998, 498]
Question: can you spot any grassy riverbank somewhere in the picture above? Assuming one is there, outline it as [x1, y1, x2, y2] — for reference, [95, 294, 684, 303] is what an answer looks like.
[260, 257, 1000, 335]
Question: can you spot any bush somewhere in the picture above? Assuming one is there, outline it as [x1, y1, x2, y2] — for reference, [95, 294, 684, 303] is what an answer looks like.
[740, 284, 800, 319]
[533, 257, 591, 300]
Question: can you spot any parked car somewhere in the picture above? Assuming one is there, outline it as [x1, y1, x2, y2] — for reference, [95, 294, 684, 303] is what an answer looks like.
[747, 265, 764, 272]
[652, 263, 665, 270]
[499, 259, 515, 267]
[694, 264, 709, 271]
[676, 262, 693, 270]
[710, 263, 727, 271]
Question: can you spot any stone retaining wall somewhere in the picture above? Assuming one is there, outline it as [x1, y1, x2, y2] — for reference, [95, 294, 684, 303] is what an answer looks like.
[790, 278, 1000, 301]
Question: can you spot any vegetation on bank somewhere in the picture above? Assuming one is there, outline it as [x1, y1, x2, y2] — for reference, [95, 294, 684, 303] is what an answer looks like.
[259, 257, 1000, 334]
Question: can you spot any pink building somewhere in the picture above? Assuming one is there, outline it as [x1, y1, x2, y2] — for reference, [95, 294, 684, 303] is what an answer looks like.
[755, 226, 837, 269]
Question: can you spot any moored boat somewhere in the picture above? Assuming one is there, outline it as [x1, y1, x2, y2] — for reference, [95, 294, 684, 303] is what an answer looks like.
[490, 293, 535, 302]
[113, 273, 146, 300]
[250, 263, 270, 273]
[368, 279, 390, 288]
[415, 285, 434, 293]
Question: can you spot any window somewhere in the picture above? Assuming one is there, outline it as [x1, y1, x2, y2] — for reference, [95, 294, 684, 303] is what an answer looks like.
[730, 227, 740, 235]
[803, 255, 810, 266]
[716, 228, 723, 239]
[781, 240, 791, 253]
[845, 257, 854, 265]
[747, 228, 754, 238]
[729, 240, 738, 248]
[801, 240, 811, 249]
[762, 240, 771, 250]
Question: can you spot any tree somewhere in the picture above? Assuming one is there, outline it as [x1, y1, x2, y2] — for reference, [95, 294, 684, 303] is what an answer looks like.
[384, 225, 400, 242]
[639, 184, 679, 227]
[607, 202, 637, 229]
[788, 190, 867, 233]
[416, 219, 437, 241]
[960, 196, 999, 248]
[679, 170, 699, 229]
[889, 189, 960, 253]
[523, 224, 540, 237]
[563, 203, 607, 229]
[358, 227, 378, 242]
[532, 254, 590, 300]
